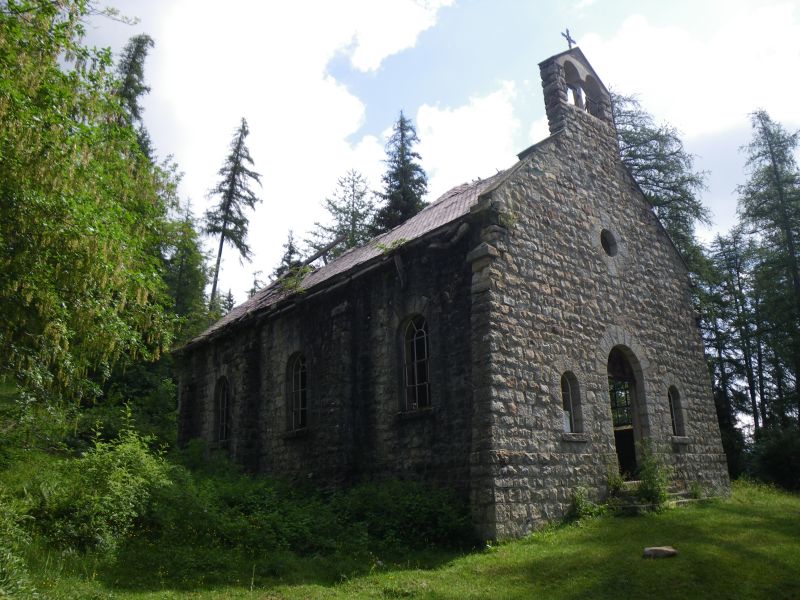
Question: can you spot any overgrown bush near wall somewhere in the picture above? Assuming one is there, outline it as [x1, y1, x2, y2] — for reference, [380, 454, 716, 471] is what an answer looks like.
[140, 455, 474, 558]
[635, 441, 671, 507]
[335, 479, 474, 551]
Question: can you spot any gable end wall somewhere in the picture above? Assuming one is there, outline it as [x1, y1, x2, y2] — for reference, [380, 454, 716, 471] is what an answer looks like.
[482, 104, 729, 538]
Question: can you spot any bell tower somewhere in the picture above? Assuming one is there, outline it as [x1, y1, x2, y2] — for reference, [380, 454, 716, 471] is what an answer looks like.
[538, 47, 613, 135]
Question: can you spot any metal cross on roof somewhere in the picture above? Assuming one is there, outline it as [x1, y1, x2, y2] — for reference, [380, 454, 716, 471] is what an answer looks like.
[561, 28, 576, 49]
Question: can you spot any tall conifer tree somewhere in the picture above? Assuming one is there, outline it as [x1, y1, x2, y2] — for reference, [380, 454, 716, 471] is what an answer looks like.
[611, 92, 709, 266]
[204, 118, 262, 306]
[116, 34, 155, 158]
[273, 230, 302, 279]
[373, 111, 427, 234]
[307, 169, 374, 260]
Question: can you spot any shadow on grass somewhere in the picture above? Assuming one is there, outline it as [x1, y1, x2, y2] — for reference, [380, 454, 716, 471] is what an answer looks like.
[99, 536, 467, 594]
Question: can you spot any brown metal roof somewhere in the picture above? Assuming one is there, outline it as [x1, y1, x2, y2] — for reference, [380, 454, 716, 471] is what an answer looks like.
[186, 171, 507, 348]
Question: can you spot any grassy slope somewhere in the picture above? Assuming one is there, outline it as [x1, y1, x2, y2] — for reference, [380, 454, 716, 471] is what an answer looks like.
[30, 481, 800, 600]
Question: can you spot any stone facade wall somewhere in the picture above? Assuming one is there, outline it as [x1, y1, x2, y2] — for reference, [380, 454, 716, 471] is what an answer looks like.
[476, 100, 729, 538]
[177, 228, 482, 495]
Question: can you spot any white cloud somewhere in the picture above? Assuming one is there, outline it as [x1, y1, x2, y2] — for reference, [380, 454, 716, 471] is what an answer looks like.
[349, 0, 456, 72]
[580, 3, 800, 138]
[417, 81, 521, 201]
[139, 0, 451, 300]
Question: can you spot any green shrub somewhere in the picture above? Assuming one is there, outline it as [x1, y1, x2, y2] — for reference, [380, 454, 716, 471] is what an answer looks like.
[751, 427, 800, 490]
[0, 493, 35, 598]
[30, 429, 170, 555]
[635, 441, 671, 507]
[606, 465, 624, 497]
[568, 486, 606, 521]
[139, 457, 348, 556]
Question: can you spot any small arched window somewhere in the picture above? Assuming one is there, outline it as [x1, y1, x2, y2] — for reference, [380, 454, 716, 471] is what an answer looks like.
[289, 354, 307, 430]
[214, 376, 231, 444]
[561, 371, 582, 433]
[403, 315, 430, 411]
[668, 386, 684, 436]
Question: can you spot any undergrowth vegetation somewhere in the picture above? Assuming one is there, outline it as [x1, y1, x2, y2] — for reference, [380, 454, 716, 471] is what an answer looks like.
[0, 425, 474, 597]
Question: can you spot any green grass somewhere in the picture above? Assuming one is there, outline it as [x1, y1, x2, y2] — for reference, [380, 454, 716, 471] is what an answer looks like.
[18, 480, 800, 599]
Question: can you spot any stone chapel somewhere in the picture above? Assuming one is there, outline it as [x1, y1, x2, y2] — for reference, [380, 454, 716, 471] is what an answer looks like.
[175, 47, 730, 539]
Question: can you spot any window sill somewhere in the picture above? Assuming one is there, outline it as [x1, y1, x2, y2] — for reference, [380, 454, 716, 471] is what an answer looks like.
[561, 432, 590, 443]
[283, 427, 310, 440]
[671, 435, 690, 445]
[396, 407, 434, 422]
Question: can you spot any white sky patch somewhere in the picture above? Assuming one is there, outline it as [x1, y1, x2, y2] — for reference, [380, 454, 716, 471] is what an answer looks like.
[142, 0, 451, 299]
[417, 81, 520, 201]
[528, 115, 551, 146]
[348, 0, 456, 71]
[572, 0, 598, 13]
[580, 3, 800, 138]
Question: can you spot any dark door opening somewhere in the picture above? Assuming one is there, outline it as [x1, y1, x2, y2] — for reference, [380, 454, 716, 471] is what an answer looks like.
[608, 348, 638, 478]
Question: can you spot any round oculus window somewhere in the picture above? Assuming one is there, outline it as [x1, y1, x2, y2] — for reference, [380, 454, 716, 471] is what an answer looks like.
[600, 229, 618, 257]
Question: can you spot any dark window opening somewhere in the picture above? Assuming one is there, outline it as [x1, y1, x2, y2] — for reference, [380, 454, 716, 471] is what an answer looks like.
[215, 377, 231, 444]
[668, 386, 684, 436]
[404, 315, 430, 411]
[561, 371, 581, 433]
[290, 355, 307, 430]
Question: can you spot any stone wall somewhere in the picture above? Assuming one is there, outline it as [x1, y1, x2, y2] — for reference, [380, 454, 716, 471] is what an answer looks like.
[475, 100, 729, 538]
[177, 226, 482, 495]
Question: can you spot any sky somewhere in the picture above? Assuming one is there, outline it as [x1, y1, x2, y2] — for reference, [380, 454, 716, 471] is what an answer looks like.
[84, 0, 800, 303]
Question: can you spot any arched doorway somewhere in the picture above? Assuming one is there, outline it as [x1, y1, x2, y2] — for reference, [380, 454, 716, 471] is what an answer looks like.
[607, 347, 641, 478]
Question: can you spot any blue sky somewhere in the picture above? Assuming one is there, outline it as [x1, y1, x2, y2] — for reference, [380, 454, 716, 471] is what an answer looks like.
[86, 0, 800, 302]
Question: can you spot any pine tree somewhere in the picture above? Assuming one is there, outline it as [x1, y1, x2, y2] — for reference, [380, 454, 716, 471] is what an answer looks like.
[307, 169, 375, 261]
[117, 34, 153, 122]
[163, 201, 208, 340]
[738, 110, 800, 424]
[248, 271, 264, 298]
[204, 118, 262, 306]
[273, 230, 302, 279]
[116, 34, 154, 158]
[611, 93, 709, 265]
[372, 111, 427, 234]
[222, 289, 235, 314]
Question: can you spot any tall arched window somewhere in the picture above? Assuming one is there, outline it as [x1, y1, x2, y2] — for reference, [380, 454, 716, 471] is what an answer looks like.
[214, 376, 231, 444]
[668, 386, 685, 436]
[403, 315, 430, 411]
[289, 354, 307, 430]
[560, 371, 582, 433]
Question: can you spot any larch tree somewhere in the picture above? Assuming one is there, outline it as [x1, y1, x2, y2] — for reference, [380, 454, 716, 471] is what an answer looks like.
[273, 230, 303, 279]
[738, 110, 800, 424]
[307, 169, 375, 261]
[116, 33, 155, 158]
[204, 118, 262, 307]
[611, 92, 709, 267]
[163, 201, 209, 341]
[372, 111, 427, 234]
